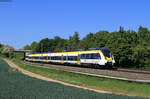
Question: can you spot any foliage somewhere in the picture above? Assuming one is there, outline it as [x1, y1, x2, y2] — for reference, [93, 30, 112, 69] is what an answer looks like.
[80, 33, 96, 49]
[68, 32, 80, 50]
[23, 45, 31, 50]
[23, 26, 150, 68]
[0, 43, 2, 48]
[0, 45, 14, 58]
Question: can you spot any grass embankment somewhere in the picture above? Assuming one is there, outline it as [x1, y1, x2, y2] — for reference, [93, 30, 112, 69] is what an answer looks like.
[1, 59, 146, 99]
[12, 59, 150, 98]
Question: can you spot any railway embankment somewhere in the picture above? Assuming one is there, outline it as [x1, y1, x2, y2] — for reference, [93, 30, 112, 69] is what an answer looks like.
[3, 58, 150, 98]
[24, 61, 150, 82]
[2, 59, 144, 99]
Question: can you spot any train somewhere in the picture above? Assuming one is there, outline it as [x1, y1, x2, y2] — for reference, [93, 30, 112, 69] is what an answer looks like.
[25, 48, 115, 68]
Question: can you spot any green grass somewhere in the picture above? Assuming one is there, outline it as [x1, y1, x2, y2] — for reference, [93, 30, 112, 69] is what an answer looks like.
[14, 53, 24, 60]
[11, 59, 150, 98]
[0, 59, 146, 99]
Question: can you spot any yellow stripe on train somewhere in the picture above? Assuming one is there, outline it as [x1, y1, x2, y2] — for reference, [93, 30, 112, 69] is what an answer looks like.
[106, 57, 113, 61]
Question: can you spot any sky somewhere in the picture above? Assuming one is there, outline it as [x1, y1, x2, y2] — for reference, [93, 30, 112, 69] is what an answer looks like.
[0, 0, 150, 49]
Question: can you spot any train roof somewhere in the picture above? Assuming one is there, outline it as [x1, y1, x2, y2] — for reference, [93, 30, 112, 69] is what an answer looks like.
[47, 48, 109, 52]
[28, 48, 110, 56]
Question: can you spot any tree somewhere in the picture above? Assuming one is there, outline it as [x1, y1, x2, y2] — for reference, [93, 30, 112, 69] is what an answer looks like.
[38, 38, 50, 52]
[80, 33, 96, 49]
[68, 32, 80, 50]
[30, 42, 39, 52]
[138, 26, 150, 44]
[0, 43, 2, 48]
[119, 26, 125, 33]
[0, 43, 3, 54]
[1, 45, 14, 58]
[23, 45, 31, 50]
[53, 36, 68, 51]
[106, 28, 138, 68]
[94, 31, 110, 48]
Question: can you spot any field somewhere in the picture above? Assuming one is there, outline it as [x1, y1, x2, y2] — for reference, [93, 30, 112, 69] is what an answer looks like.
[0, 59, 147, 99]
[11, 59, 150, 98]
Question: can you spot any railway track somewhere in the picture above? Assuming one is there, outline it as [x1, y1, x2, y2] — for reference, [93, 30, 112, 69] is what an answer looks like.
[114, 68, 150, 75]
[25, 61, 150, 81]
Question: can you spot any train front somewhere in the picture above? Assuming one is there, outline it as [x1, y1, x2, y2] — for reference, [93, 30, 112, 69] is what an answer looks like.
[101, 48, 115, 67]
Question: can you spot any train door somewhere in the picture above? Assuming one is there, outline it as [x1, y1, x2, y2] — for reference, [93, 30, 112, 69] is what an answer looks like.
[46, 56, 49, 63]
[77, 54, 81, 65]
[61, 54, 64, 64]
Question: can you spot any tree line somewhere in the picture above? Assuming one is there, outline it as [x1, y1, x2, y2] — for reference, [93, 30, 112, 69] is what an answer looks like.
[24, 26, 150, 69]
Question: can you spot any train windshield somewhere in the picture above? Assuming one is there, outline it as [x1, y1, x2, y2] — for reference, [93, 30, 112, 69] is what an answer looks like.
[101, 49, 112, 58]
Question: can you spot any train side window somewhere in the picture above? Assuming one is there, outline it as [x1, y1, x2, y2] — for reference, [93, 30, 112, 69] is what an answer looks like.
[91, 53, 101, 59]
[35, 57, 38, 59]
[26, 56, 29, 58]
[51, 56, 61, 60]
[52, 56, 56, 60]
[68, 56, 77, 61]
[58, 56, 61, 60]
[51, 56, 54, 60]
[53, 56, 56, 60]
[41, 56, 45, 60]
[68, 56, 72, 60]
[85, 54, 91, 59]
[63, 56, 67, 60]
[74, 56, 77, 60]
[48, 56, 51, 60]
[68, 56, 70, 60]
[80, 54, 86, 59]
[81, 53, 101, 59]
[39, 57, 42, 59]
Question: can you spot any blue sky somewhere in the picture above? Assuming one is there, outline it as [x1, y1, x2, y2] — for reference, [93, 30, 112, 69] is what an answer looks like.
[0, 0, 150, 49]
